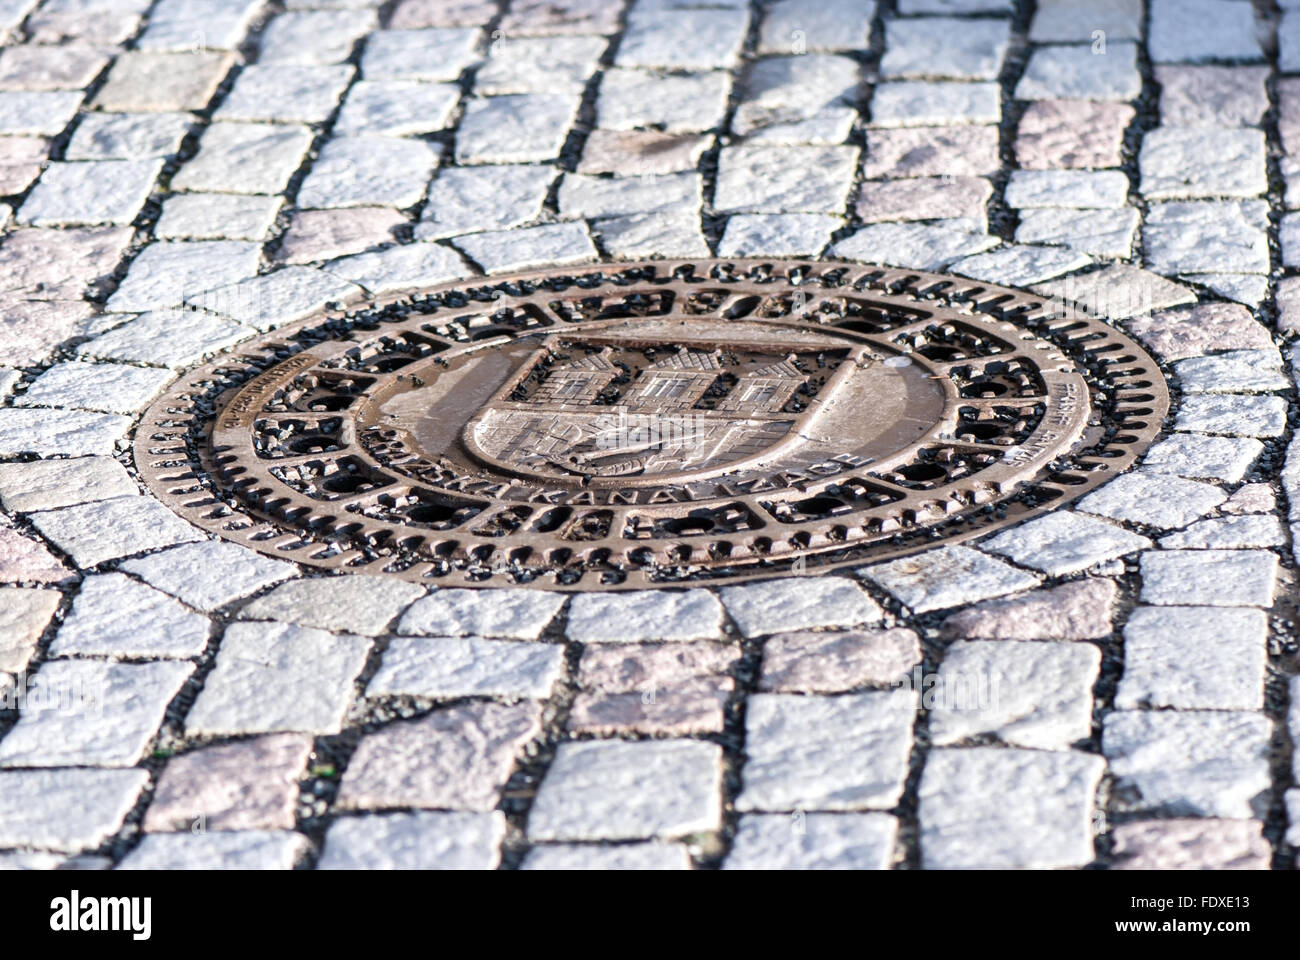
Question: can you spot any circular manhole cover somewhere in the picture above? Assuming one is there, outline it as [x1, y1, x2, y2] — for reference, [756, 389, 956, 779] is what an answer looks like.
[136, 259, 1168, 590]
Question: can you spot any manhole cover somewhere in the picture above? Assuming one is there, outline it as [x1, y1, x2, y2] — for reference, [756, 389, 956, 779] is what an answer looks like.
[137, 260, 1168, 589]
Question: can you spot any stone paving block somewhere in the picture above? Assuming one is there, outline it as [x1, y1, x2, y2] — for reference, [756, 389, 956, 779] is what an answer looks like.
[118, 830, 309, 870]
[1142, 433, 1264, 483]
[757, 0, 874, 53]
[154, 194, 283, 242]
[566, 590, 722, 642]
[736, 689, 916, 812]
[558, 171, 701, 219]
[1292, 675, 1300, 782]
[1174, 350, 1288, 394]
[899, 0, 1011, 10]
[1280, 276, 1300, 334]
[1014, 42, 1141, 101]
[733, 55, 860, 137]
[144, 734, 312, 833]
[0, 300, 102, 367]
[940, 578, 1117, 640]
[50, 573, 208, 660]
[1140, 128, 1267, 200]
[215, 64, 356, 123]
[984, 511, 1151, 576]
[1015, 100, 1133, 170]
[399, 588, 563, 640]
[0, 527, 71, 584]
[0, 768, 147, 852]
[15, 361, 174, 415]
[1116, 606, 1267, 711]
[239, 576, 423, 635]
[1159, 512, 1289, 548]
[1103, 710, 1271, 818]
[1014, 207, 1138, 258]
[186, 622, 371, 736]
[1174, 394, 1287, 439]
[186, 267, 363, 332]
[578, 129, 710, 176]
[476, 35, 606, 95]
[1149, 0, 1262, 64]
[1156, 65, 1269, 127]
[860, 545, 1039, 614]
[918, 748, 1104, 869]
[529, 740, 724, 841]
[1034, 264, 1195, 321]
[455, 94, 581, 164]
[0, 408, 132, 458]
[1030, 0, 1141, 43]
[616, 6, 748, 71]
[1124, 302, 1274, 363]
[521, 843, 691, 870]
[319, 811, 505, 869]
[862, 125, 1001, 178]
[0, 659, 193, 767]
[66, 113, 193, 164]
[857, 177, 991, 224]
[717, 213, 842, 257]
[78, 310, 249, 368]
[107, 240, 261, 313]
[594, 68, 732, 134]
[929, 641, 1100, 750]
[870, 81, 1000, 127]
[0, 226, 100, 302]
[258, 9, 378, 65]
[724, 813, 897, 870]
[416, 165, 553, 240]
[1077, 471, 1226, 529]
[951, 244, 1091, 287]
[1199, 274, 1269, 308]
[760, 626, 920, 694]
[324, 242, 471, 295]
[171, 122, 314, 195]
[360, 28, 481, 82]
[0, 457, 135, 513]
[24, 0, 149, 45]
[500, 0, 624, 36]
[93, 50, 233, 112]
[592, 211, 710, 259]
[121, 541, 295, 613]
[1144, 201, 1270, 276]
[831, 222, 999, 270]
[18, 159, 162, 227]
[1006, 170, 1129, 209]
[0, 90, 82, 136]
[713, 145, 858, 214]
[720, 576, 881, 636]
[453, 222, 596, 273]
[390, 0, 495, 28]
[298, 137, 439, 209]
[337, 702, 541, 812]
[368, 635, 564, 700]
[577, 642, 736, 694]
[1110, 819, 1270, 870]
[0, 135, 45, 195]
[0, 587, 60, 672]
[1138, 549, 1277, 608]
[334, 80, 460, 137]
[881, 18, 1009, 80]
[277, 207, 406, 264]
[568, 677, 731, 736]
[1221, 483, 1276, 516]
[137, 0, 263, 51]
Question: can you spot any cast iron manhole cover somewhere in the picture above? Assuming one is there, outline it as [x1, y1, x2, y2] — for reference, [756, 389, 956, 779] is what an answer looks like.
[137, 260, 1168, 590]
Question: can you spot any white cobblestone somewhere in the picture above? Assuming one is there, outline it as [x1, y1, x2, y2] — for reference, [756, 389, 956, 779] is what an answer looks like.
[368, 635, 564, 700]
[51, 572, 208, 659]
[319, 811, 505, 869]
[1077, 471, 1226, 529]
[1138, 549, 1278, 607]
[724, 813, 897, 870]
[983, 511, 1151, 576]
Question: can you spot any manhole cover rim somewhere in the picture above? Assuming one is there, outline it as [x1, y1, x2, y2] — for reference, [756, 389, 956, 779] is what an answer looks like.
[134, 258, 1169, 590]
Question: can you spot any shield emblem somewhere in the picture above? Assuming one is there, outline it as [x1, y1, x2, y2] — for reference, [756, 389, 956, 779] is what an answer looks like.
[462, 335, 862, 484]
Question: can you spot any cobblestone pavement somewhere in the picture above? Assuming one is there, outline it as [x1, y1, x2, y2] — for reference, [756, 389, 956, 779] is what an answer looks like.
[0, 0, 1298, 871]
